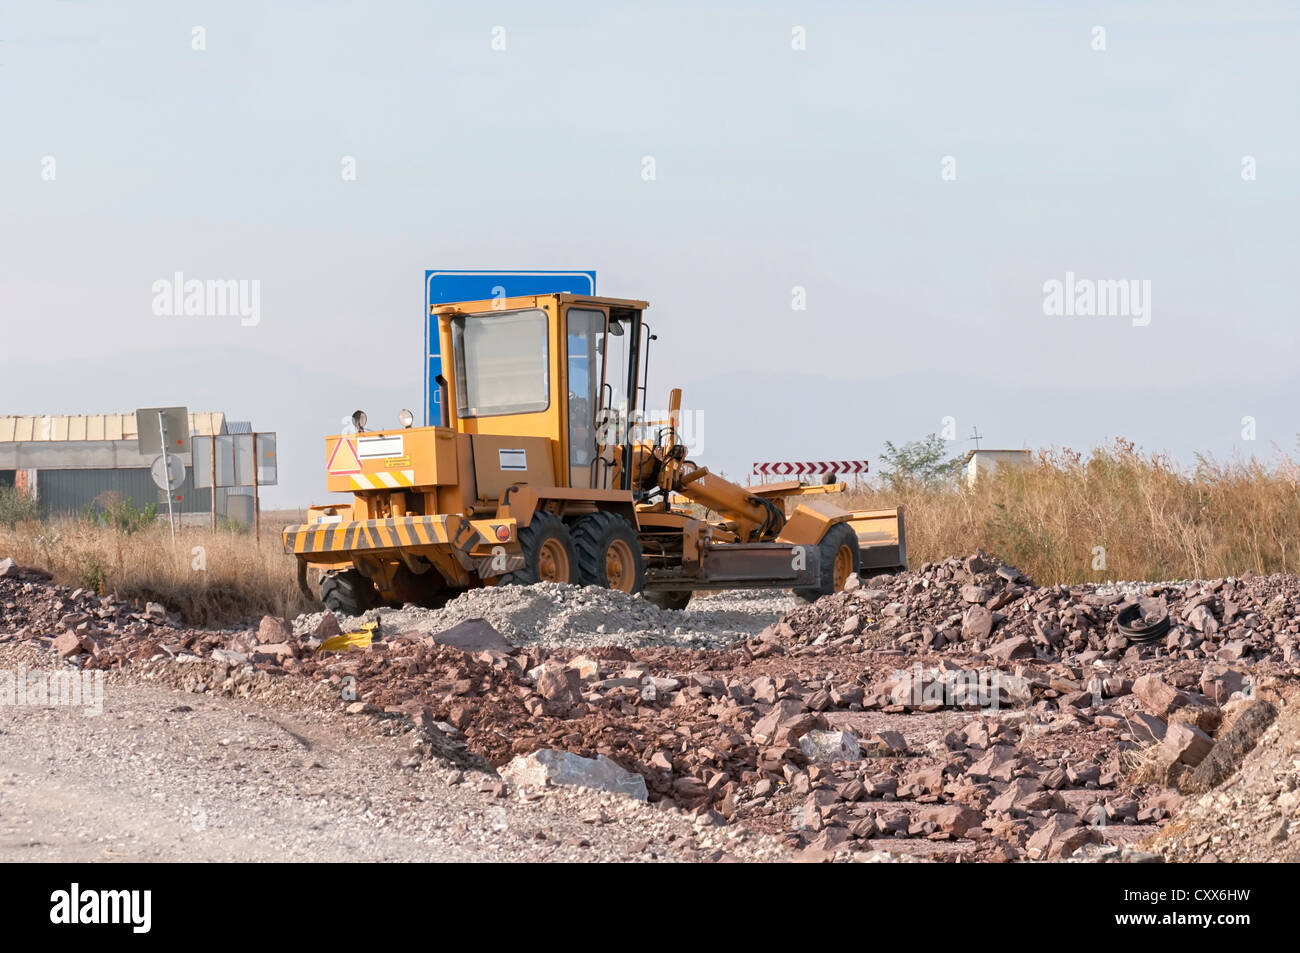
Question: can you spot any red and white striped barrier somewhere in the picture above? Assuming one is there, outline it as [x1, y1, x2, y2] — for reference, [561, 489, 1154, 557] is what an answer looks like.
[752, 460, 869, 477]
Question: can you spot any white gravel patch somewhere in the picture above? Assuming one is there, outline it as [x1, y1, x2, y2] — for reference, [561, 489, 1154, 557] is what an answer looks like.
[294, 584, 797, 650]
[1090, 579, 1191, 598]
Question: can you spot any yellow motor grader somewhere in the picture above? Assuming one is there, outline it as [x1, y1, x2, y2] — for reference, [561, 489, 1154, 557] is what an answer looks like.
[283, 293, 906, 614]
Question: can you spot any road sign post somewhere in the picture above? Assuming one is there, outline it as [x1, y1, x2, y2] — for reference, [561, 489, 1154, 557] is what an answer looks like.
[210, 435, 217, 530]
[137, 406, 189, 540]
[252, 433, 260, 543]
[158, 412, 176, 541]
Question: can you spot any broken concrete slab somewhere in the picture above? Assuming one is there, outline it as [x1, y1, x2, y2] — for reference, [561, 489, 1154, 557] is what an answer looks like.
[798, 729, 860, 763]
[501, 749, 648, 801]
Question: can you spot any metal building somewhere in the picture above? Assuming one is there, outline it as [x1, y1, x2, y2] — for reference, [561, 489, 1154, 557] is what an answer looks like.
[0, 412, 245, 523]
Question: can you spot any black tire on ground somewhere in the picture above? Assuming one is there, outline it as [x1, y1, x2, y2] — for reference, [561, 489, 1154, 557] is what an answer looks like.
[319, 568, 378, 616]
[500, 511, 580, 586]
[643, 590, 692, 611]
[794, 522, 861, 603]
[571, 511, 646, 594]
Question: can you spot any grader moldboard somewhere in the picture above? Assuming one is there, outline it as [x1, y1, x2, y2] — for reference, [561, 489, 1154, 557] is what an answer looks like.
[283, 293, 906, 615]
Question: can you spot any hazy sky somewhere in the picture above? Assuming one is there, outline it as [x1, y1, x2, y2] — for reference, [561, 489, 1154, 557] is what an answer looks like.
[2, 1, 1297, 505]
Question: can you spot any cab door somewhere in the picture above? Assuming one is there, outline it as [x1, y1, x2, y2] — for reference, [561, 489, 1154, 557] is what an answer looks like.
[564, 305, 607, 489]
[564, 303, 642, 490]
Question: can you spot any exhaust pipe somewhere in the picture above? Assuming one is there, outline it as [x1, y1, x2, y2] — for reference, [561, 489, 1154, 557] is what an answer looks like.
[435, 374, 450, 427]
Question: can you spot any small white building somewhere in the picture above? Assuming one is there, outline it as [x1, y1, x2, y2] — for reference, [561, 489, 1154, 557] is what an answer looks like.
[963, 449, 1033, 487]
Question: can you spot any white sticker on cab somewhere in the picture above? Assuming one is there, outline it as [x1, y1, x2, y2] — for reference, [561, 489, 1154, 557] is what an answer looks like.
[499, 448, 528, 471]
[357, 435, 404, 459]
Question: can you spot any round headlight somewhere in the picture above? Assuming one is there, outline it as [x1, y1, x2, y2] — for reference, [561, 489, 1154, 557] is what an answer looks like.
[398, 408, 414, 429]
[351, 409, 367, 432]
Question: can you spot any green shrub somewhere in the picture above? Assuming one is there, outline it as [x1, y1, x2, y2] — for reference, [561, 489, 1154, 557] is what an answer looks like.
[80, 557, 107, 594]
[83, 492, 158, 535]
[0, 486, 40, 528]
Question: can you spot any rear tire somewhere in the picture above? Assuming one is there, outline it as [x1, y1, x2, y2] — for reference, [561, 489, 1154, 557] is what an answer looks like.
[319, 568, 378, 617]
[794, 523, 860, 603]
[501, 511, 580, 586]
[572, 511, 646, 594]
[644, 590, 692, 611]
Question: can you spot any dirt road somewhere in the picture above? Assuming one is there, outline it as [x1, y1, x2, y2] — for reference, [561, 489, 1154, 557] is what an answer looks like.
[0, 644, 784, 862]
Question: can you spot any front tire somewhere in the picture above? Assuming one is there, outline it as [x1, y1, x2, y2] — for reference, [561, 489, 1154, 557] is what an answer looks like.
[794, 523, 860, 603]
[572, 511, 646, 594]
[319, 568, 378, 617]
[501, 511, 580, 585]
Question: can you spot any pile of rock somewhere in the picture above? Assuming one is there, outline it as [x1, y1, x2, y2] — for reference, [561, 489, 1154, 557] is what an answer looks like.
[775, 552, 1300, 672]
[5, 549, 1293, 862]
[0, 557, 188, 658]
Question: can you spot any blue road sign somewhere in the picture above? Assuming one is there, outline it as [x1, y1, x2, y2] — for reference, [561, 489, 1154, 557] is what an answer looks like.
[424, 270, 596, 425]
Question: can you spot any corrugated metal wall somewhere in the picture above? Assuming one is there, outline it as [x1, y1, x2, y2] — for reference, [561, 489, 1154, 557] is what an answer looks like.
[35, 468, 217, 518]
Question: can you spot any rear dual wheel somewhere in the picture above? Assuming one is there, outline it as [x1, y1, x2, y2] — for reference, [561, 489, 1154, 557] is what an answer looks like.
[501, 510, 647, 595]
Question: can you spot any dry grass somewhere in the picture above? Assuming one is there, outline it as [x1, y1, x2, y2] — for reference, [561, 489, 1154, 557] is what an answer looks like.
[5, 441, 1300, 626]
[1124, 740, 1183, 787]
[843, 440, 1300, 585]
[0, 518, 314, 626]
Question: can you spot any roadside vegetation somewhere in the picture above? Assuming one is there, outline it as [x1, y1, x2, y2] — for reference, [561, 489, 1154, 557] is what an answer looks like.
[846, 437, 1300, 584]
[0, 493, 311, 625]
[4, 440, 1300, 625]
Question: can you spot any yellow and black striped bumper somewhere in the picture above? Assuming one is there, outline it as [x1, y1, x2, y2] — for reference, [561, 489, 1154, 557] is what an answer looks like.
[282, 515, 459, 556]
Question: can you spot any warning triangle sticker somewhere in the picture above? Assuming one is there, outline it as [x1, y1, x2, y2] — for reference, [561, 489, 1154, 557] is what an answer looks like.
[327, 437, 362, 475]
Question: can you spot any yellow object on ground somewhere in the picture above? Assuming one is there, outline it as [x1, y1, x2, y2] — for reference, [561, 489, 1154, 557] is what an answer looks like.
[319, 621, 378, 653]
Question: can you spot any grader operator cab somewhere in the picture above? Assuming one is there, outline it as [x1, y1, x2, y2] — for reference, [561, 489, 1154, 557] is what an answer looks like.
[283, 293, 906, 615]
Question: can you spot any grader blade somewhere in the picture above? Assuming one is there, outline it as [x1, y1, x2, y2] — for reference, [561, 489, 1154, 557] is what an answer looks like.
[846, 506, 907, 573]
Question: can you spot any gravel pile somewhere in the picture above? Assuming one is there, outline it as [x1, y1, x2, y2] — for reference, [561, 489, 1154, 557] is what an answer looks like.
[292, 583, 794, 650]
[773, 551, 1300, 671]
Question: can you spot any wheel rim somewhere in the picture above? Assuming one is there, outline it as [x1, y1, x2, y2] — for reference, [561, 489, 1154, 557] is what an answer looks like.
[604, 539, 636, 592]
[537, 538, 570, 583]
[832, 544, 853, 590]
